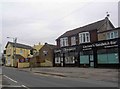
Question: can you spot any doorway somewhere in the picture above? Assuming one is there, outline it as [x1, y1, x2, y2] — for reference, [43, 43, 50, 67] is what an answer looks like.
[89, 55, 94, 67]
[80, 50, 94, 67]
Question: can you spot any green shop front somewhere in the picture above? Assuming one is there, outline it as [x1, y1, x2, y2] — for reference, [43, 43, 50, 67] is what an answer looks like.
[54, 38, 120, 68]
[80, 38, 119, 68]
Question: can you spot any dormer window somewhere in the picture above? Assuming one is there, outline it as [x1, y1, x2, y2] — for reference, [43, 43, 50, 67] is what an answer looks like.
[79, 32, 90, 44]
[60, 37, 68, 47]
[106, 31, 118, 40]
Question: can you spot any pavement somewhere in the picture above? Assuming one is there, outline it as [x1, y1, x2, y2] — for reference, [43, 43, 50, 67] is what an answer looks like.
[0, 74, 2, 89]
[18, 67, 119, 83]
[0, 66, 2, 89]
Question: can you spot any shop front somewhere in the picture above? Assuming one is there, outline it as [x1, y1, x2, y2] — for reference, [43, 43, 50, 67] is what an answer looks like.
[81, 38, 119, 68]
[79, 50, 94, 67]
[54, 46, 78, 67]
[54, 38, 120, 68]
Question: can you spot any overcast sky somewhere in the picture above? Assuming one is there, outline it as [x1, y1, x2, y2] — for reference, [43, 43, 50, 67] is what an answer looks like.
[0, 0, 119, 52]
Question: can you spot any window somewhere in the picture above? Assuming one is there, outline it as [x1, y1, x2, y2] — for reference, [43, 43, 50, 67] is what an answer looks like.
[20, 49, 23, 54]
[106, 31, 118, 39]
[86, 33, 89, 42]
[60, 37, 68, 47]
[97, 48, 119, 64]
[79, 32, 90, 44]
[80, 51, 93, 64]
[114, 31, 118, 38]
[43, 51, 48, 56]
[71, 36, 76, 46]
[107, 33, 110, 39]
[65, 56, 75, 64]
[111, 32, 114, 38]
[55, 57, 60, 63]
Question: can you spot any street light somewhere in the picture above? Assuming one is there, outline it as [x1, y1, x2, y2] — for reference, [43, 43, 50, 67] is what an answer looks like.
[7, 37, 17, 67]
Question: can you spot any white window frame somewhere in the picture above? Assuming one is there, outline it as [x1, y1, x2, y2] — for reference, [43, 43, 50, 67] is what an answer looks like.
[114, 31, 118, 38]
[79, 32, 90, 44]
[106, 31, 118, 39]
[55, 57, 61, 64]
[20, 49, 23, 54]
[60, 37, 68, 47]
[65, 56, 75, 64]
[71, 36, 76, 46]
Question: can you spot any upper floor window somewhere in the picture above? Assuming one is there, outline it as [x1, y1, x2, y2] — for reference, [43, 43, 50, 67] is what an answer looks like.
[106, 31, 118, 39]
[20, 49, 23, 54]
[6, 48, 11, 54]
[79, 32, 90, 44]
[60, 37, 68, 47]
[71, 36, 76, 46]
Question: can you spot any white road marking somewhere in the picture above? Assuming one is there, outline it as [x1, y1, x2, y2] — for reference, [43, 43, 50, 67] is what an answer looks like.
[21, 85, 30, 89]
[3, 75, 29, 89]
[2, 85, 22, 87]
[3, 75, 18, 83]
[53, 76, 64, 79]
[34, 72, 65, 79]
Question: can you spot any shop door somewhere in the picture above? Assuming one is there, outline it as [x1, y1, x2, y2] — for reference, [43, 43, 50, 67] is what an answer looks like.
[89, 55, 94, 67]
[60, 58, 63, 67]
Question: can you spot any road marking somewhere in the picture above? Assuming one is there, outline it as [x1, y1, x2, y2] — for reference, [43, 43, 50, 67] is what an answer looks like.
[2, 85, 22, 87]
[34, 73, 64, 79]
[21, 85, 30, 89]
[53, 76, 64, 79]
[34, 73, 50, 77]
[3, 75, 18, 83]
[3, 75, 29, 89]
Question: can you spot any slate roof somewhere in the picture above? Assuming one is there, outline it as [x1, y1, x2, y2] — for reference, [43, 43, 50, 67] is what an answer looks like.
[56, 17, 115, 40]
[5, 41, 33, 49]
[98, 27, 120, 33]
[39, 43, 57, 51]
[13, 54, 25, 59]
[46, 43, 57, 49]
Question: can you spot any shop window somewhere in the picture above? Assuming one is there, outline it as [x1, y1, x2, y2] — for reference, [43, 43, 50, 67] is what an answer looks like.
[65, 56, 75, 64]
[97, 48, 119, 64]
[55, 57, 61, 64]
[79, 32, 90, 44]
[80, 51, 93, 64]
[60, 37, 68, 47]
[107, 53, 118, 63]
[98, 54, 108, 63]
[65, 51, 76, 64]
[80, 55, 89, 64]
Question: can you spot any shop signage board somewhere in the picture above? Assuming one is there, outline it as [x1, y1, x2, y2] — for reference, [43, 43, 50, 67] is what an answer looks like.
[83, 40, 118, 50]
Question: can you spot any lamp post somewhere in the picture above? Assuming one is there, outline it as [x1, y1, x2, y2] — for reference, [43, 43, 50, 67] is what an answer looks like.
[7, 37, 17, 67]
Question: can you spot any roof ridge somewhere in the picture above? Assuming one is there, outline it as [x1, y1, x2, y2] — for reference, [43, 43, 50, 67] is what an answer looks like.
[5, 41, 33, 49]
[9, 41, 32, 47]
[56, 18, 115, 39]
[66, 18, 105, 33]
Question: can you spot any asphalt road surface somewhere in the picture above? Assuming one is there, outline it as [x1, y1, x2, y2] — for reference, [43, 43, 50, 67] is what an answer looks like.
[2, 67, 118, 88]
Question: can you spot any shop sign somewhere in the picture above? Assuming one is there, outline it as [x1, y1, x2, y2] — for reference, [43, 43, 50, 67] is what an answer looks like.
[63, 47, 76, 52]
[54, 49, 61, 53]
[83, 40, 117, 49]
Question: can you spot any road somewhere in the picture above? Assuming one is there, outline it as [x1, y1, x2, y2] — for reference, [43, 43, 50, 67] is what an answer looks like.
[0, 66, 2, 89]
[2, 67, 118, 88]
